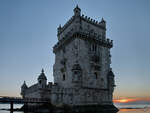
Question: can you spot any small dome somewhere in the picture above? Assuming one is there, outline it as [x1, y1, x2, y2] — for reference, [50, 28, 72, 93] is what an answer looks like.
[72, 63, 81, 70]
[21, 81, 28, 89]
[38, 69, 47, 80]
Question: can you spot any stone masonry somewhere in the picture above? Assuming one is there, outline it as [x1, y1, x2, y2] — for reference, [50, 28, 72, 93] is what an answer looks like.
[21, 6, 116, 107]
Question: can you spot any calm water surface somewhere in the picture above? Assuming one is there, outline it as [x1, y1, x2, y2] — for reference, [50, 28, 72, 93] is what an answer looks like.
[0, 103, 150, 113]
[0, 104, 23, 113]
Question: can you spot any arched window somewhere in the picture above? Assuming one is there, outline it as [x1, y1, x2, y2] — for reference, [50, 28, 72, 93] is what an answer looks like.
[63, 74, 65, 81]
[94, 72, 98, 79]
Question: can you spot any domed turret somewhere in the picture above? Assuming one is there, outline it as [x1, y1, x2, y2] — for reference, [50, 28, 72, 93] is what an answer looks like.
[38, 69, 47, 86]
[38, 69, 47, 80]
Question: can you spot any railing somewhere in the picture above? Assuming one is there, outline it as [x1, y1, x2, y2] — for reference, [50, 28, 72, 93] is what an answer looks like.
[0, 96, 50, 112]
[0, 96, 50, 103]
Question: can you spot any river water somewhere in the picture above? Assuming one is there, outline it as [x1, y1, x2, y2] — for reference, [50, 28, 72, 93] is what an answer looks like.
[0, 103, 150, 113]
[0, 104, 23, 113]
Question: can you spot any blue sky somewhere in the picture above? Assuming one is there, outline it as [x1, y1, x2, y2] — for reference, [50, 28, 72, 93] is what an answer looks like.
[0, 0, 150, 98]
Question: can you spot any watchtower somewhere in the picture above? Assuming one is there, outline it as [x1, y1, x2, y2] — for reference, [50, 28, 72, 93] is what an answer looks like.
[53, 6, 114, 92]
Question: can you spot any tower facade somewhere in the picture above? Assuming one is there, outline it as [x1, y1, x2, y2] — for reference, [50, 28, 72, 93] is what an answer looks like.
[21, 6, 117, 111]
[53, 6, 115, 105]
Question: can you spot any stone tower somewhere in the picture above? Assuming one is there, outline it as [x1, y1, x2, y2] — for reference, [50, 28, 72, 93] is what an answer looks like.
[20, 6, 118, 112]
[53, 6, 116, 105]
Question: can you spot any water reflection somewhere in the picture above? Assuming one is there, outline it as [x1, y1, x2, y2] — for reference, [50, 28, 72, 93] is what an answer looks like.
[118, 108, 150, 113]
[1, 104, 150, 113]
[1, 109, 150, 113]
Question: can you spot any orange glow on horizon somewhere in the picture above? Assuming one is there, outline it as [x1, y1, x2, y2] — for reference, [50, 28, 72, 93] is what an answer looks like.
[113, 97, 150, 103]
[118, 99, 128, 103]
[114, 98, 131, 103]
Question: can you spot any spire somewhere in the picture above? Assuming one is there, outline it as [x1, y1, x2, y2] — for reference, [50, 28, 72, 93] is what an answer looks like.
[41, 68, 44, 73]
[74, 5, 81, 16]
[76, 4, 79, 9]
[38, 68, 47, 80]
[59, 24, 61, 28]
[21, 81, 28, 89]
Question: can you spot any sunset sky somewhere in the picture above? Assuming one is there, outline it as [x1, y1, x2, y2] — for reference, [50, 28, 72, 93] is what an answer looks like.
[0, 0, 150, 104]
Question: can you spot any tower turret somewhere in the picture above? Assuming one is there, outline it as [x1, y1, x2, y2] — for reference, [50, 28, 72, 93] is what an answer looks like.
[100, 18, 106, 28]
[38, 69, 47, 87]
[21, 81, 28, 97]
[53, 6, 117, 107]
[74, 5, 81, 17]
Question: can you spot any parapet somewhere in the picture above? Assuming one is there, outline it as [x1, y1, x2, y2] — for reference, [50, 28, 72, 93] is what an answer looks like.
[57, 16, 75, 35]
[81, 14, 106, 29]
[57, 6, 106, 38]
[53, 31, 113, 53]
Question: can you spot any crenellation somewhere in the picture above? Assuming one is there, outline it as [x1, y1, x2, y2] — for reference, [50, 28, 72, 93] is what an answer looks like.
[54, 31, 113, 53]
[81, 15, 106, 30]
[58, 16, 75, 33]
[57, 8, 107, 42]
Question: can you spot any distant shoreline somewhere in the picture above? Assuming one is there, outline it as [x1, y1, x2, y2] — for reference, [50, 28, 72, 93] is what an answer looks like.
[119, 107, 143, 109]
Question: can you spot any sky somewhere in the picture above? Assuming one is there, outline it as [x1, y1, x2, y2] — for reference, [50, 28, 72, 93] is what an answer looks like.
[0, 0, 150, 103]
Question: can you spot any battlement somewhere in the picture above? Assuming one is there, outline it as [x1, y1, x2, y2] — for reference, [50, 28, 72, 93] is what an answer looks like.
[53, 31, 113, 53]
[57, 6, 106, 39]
[81, 14, 106, 29]
[24, 83, 52, 95]
[57, 16, 75, 35]
[58, 15, 106, 35]
[24, 84, 39, 94]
